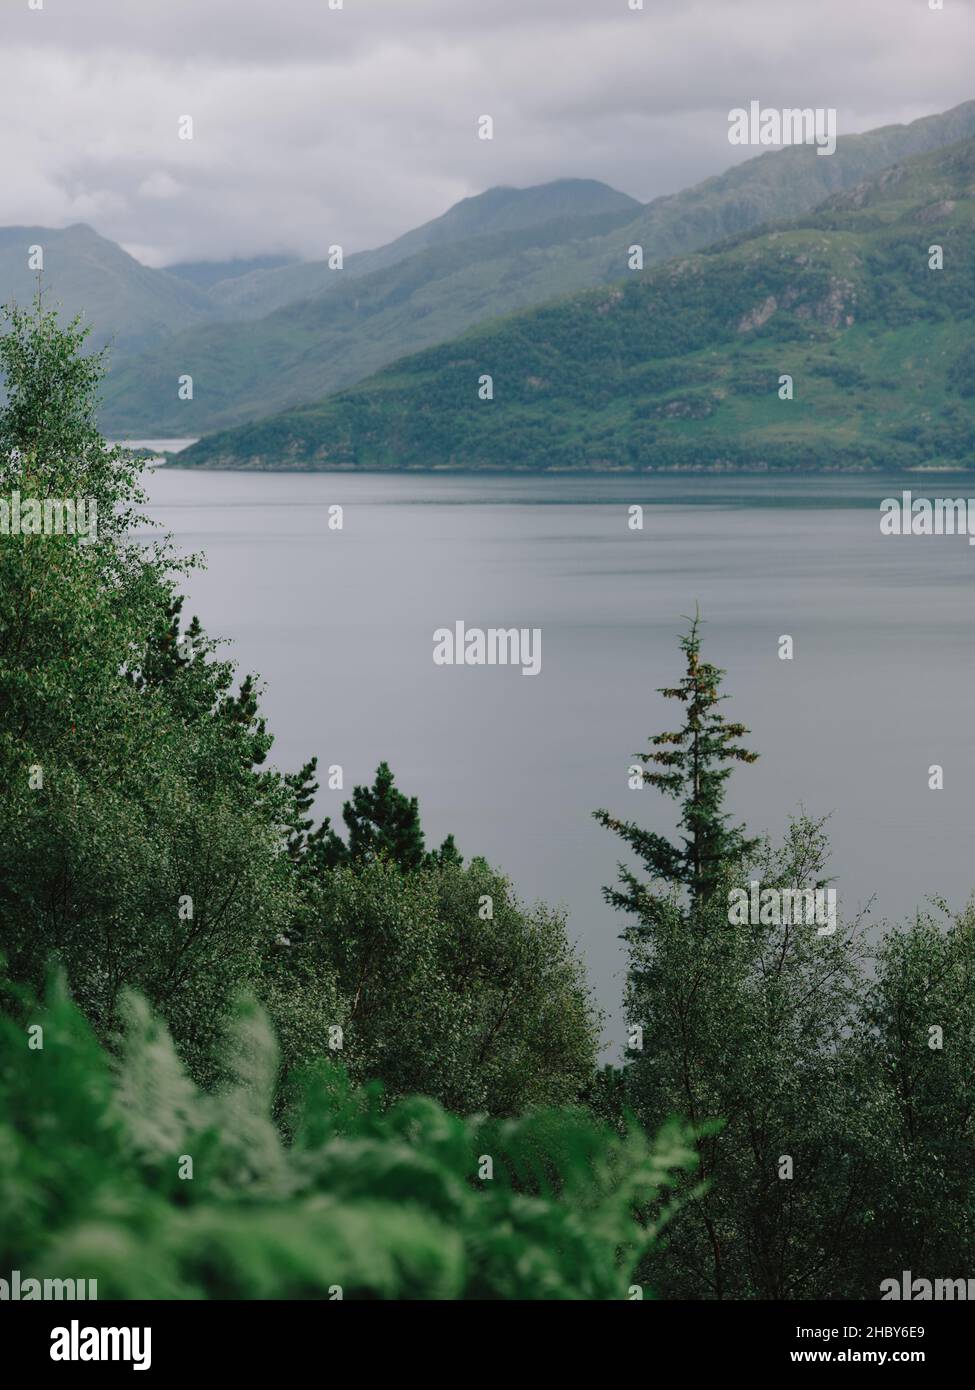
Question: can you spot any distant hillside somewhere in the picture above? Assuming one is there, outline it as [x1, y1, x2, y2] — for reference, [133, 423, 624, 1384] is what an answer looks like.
[165, 254, 297, 293]
[0, 182, 634, 366]
[179, 138, 975, 473]
[204, 179, 641, 320]
[98, 200, 642, 434]
[618, 97, 975, 268]
[100, 101, 975, 437]
[0, 224, 214, 354]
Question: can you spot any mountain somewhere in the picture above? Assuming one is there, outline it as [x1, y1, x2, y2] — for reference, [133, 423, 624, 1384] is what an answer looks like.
[98, 200, 643, 434]
[165, 254, 297, 292]
[99, 101, 975, 437]
[0, 182, 634, 368]
[0, 224, 215, 355]
[202, 179, 641, 319]
[616, 97, 975, 267]
[331, 177, 641, 271]
[179, 136, 975, 473]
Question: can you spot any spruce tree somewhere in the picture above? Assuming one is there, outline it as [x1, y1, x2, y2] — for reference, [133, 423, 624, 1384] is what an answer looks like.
[595, 611, 758, 906]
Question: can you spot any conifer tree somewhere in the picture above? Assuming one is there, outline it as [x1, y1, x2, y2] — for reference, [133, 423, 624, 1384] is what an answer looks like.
[130, 596, 192, 690]
[283, 756, 343, 877]
[595, 611, 758, 906]
[595, 621, 868, 1300]
[336, 761, 459, 871]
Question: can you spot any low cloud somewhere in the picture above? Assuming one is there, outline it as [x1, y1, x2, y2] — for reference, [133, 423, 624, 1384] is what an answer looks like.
[1, 0, 972, 266]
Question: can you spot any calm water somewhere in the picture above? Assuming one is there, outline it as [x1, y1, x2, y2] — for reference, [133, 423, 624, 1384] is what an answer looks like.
[143, 469, 975, 1056]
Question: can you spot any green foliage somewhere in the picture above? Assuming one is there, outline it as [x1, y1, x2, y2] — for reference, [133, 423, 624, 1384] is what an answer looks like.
[620, 821, 872, 1299]
[0, 299, 599, 1113]
[848, 906, 975, 1287]
[284, 854, 600, 1114]
[595, 621, 865, 1296]
[0, 304, 300, 1084]
[0, 307, 233, 1087]
[0, 977, 698, 1300]
[600, 621, 975, 1299]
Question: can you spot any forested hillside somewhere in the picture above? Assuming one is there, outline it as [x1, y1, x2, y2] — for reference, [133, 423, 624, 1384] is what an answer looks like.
[181, 136, 975, 472]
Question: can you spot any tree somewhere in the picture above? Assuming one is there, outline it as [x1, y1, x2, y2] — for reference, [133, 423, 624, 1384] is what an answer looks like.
[290, 853, 600, 1114]
[0, 300, 314, 1082]
[596, 621, 871, 1299]
[283, 757, 344, 879]
[849, 905, 975, 1292]
[331, 760, 460, 871]
[622, 820, 873, 1299]
[594, 610, 758, 907]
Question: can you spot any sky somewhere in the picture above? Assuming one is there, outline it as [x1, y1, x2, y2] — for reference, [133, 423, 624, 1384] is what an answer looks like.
[1, 0, 972, 267]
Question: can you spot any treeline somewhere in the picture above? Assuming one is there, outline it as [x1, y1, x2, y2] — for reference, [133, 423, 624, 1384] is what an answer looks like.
[0, 303, 641, 1301]
[1, 303, 974, 1300]
[0, 303, 597, 1116]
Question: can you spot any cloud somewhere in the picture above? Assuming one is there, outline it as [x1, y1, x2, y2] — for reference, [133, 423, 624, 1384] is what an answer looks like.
[1, 0, 972, 265]
[137, 171, 184, 200]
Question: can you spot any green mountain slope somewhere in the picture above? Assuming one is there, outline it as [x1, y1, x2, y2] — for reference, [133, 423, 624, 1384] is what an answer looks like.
[98, 183, 642, 432]
[620, 97, 975, 265]
[0, 183, 634, 370]
[166, 254, 297, 292]
[179, 137, 975, 473]
[99, 201, 641, 433]
[204, 179, 641, 320]
[101, 101, 975, 437]
[0, 224, 215, 355]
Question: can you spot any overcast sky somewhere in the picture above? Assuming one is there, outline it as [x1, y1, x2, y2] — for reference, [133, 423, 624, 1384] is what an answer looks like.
[1, 0, 972, 267]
